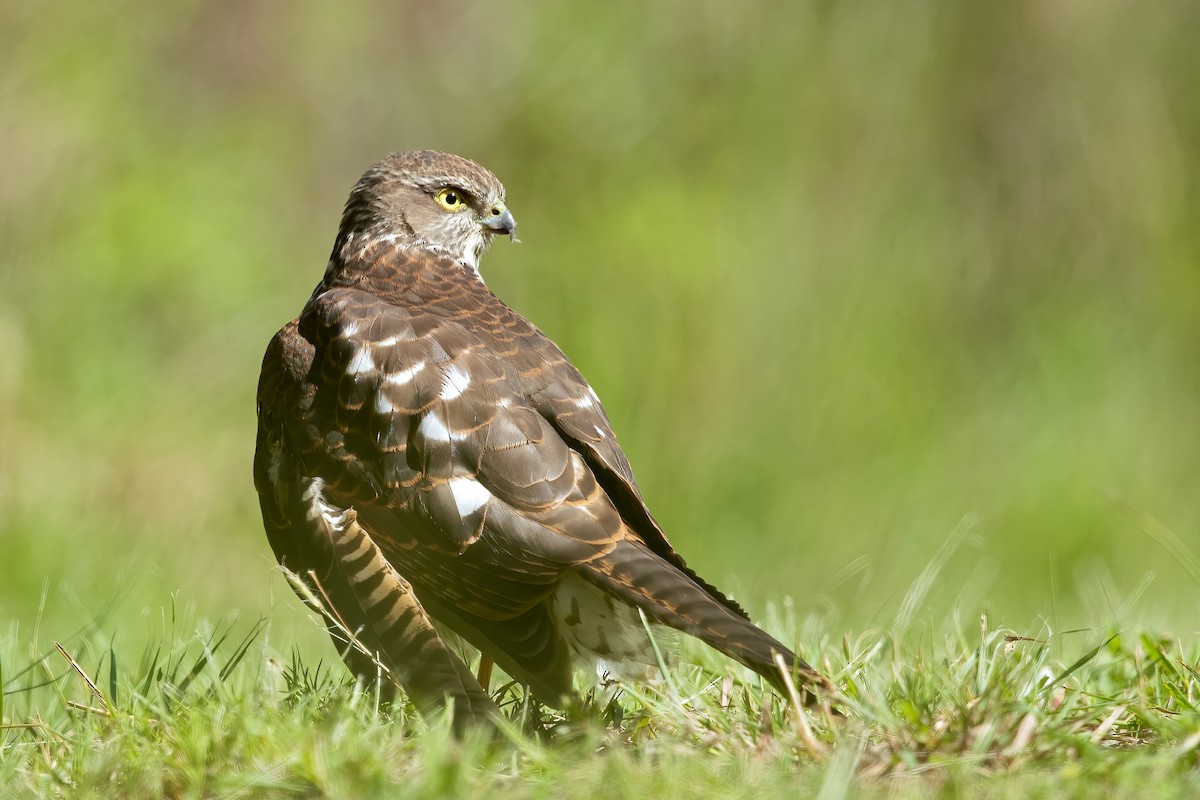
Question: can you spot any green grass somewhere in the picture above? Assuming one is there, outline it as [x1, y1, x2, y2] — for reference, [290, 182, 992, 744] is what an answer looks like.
[4, 585, 1200, 799]
[6, 529, 1200, 798]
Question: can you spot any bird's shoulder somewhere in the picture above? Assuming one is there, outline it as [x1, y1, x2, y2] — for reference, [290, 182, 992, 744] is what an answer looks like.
[297, 275, 650, 499]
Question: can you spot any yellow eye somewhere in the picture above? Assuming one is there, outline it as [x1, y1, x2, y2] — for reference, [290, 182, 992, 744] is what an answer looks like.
[435, 187, 469, 211]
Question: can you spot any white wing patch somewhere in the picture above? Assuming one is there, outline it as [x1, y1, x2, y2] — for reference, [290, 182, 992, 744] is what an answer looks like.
[418, 411, 470, 443]
[346, 348, 375, 376]
[448, 477, 491, 515]
[386, 362, 425, 386]
[418, 412, 452, 443]
[441, 364, 471, 400]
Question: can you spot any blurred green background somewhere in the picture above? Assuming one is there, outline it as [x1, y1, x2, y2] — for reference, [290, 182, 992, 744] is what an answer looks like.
[2, 1, 1197, 659]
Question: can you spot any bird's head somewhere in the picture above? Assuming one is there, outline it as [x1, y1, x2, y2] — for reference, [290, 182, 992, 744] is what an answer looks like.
[334, 150, 517, 273]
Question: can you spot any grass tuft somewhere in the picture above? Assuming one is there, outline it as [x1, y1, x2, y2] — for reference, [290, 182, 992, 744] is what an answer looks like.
[3, 584, 1199, 798]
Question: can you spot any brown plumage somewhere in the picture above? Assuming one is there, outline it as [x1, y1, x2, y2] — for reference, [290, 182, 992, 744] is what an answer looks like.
[254, 151, 827, 728]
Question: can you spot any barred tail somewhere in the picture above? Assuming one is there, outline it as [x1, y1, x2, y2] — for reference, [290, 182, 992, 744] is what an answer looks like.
[577, 540, 825, 699]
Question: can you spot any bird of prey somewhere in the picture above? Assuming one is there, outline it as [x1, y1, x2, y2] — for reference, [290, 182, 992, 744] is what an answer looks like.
[254, 150, 825, 728]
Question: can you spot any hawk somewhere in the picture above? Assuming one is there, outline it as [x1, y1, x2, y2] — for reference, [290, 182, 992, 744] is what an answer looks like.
[255, 151, 825, 728]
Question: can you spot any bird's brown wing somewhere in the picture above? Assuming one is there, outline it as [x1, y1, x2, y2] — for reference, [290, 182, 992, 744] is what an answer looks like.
[264, 285, 636, 701]
[254, 321, 497, 729]
[364, 249, 753, 620]
[491, 315, 754, 620]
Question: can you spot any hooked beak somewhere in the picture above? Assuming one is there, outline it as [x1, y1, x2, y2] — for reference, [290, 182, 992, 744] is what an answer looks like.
[482, 203, 517, 240]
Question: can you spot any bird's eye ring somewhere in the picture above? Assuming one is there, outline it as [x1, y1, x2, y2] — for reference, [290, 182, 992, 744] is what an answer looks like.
[435, 187, 468, 211]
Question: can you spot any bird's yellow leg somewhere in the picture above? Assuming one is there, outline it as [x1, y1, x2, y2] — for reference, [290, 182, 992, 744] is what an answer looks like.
[477, 653, 494, 692]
